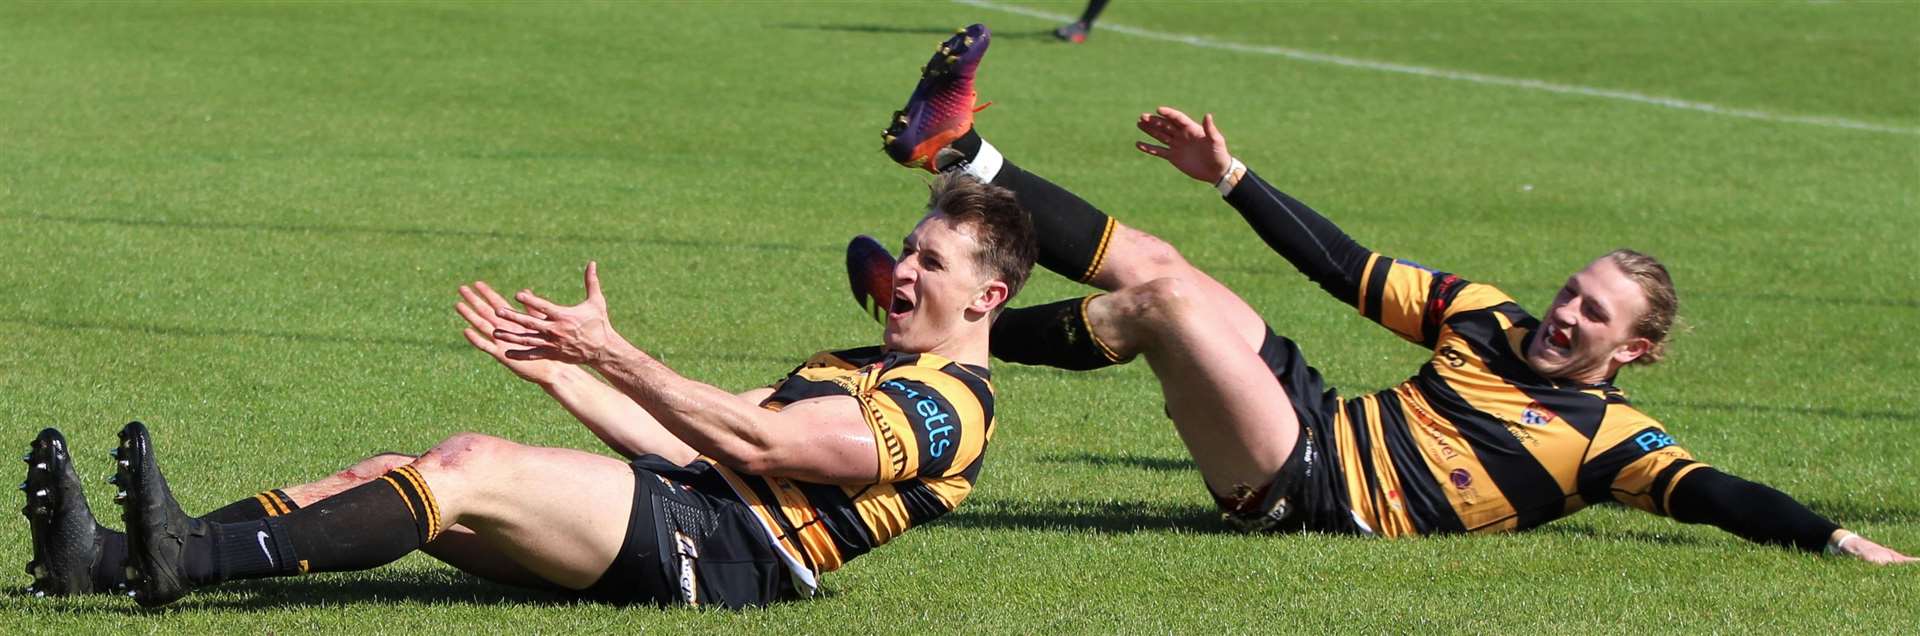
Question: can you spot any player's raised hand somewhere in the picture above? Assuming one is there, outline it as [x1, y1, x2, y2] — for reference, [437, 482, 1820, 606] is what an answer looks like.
[1134, 106, 1234, 184]
[456, 281, 572, 385]
[492, 261, 624, 366]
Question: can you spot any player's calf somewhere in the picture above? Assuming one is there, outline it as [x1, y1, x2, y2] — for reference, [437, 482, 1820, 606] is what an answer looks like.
[116, 422, 445, 607]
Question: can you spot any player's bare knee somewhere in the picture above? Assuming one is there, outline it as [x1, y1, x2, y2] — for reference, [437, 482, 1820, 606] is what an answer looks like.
[1132, 277, 1203, 325]
[1094, 278, 1201, 353]
[326, 452, 416, 484]
[1108, 227, 1194, 284]
[416, 432, 515, 474]
[358, 452, 416, 474]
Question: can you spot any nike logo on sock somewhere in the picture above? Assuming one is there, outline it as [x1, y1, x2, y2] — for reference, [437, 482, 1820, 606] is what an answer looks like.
[257, 530, 276, 567]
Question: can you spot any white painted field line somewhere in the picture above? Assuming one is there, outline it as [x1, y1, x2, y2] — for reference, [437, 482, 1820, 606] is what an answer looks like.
[954, 0, 1919, 137]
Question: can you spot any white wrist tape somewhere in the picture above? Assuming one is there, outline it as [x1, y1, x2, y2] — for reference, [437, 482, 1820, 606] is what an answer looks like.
[1214, 158, 1246, 197]
[1826, 531, 1859, 555]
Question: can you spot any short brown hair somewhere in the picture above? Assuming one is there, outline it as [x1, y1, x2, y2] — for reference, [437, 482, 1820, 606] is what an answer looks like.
[927, 173, 1037, 305]
[1604, 248, 1679, 365]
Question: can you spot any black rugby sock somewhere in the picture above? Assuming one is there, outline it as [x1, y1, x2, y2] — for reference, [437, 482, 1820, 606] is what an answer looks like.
[200, 489, 300, 523]
[940, 132, 1117, 283]
[1081, 0, 1110, 25]
[949, 128, 983, 164]
[80, 487, 294, 591]
[990, 295, 1126, 370]
[989, 160, 1118, 283]
[202, 466, 441, 582]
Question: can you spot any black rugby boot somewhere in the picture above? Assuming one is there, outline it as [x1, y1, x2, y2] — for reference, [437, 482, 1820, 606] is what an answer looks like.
[21, 428, 114, 596]
[114, 421, 206, 607]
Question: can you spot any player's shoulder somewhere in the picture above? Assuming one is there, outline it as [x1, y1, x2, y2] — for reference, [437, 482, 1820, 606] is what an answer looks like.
[1592, 393, 1682, 451]
[868, 352, 995, 421]
[1596, 387, 1656, 423]
[1396, 260, 1527, 323]
[808, 345, 887, 370]
[874, 352, 992, 395]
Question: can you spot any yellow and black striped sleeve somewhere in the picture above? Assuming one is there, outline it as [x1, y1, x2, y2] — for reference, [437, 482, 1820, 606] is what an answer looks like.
[860, 364, 992, 483]
[1218, 169, 1510, 348]
[1356, 255, 1518, 347]
[1576, 408, 1706, 516]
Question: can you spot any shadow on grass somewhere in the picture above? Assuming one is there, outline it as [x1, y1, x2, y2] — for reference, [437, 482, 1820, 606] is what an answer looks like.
[943, 497, 1228, 535]
[773, 23, 1056, 40]
[19, 212, 822, 254]
[1806, 500, 1920, 525]
[23, 569, 833, 613]
[1531, 522, 1713, 547]
[1639, 399, 1919, 424]
[1037, 451, 1194, 473]
[0, 570, 560, 614]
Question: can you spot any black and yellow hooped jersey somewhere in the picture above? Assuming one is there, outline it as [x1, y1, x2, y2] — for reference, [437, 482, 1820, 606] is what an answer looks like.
[1320, 255, 1708, 537]
[706, 346, 995, 582]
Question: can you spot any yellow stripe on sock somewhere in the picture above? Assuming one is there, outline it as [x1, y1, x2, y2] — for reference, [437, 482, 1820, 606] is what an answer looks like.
[378, 476, 419, 521]
[393, 466, 441, 542]
[270, 490, 298, 514]
[1079, 294, 1125, 362]
[1078, 218, 1117, 283]
[254, 493, 282, 517]
[400, 466, 440, 540]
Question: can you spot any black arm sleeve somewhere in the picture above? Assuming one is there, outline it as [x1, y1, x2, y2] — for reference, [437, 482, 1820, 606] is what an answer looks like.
[1666, 467, 1841, 553]
[1222, 168, 1375, 306]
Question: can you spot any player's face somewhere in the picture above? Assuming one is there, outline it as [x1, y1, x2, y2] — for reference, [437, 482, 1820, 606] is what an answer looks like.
[882, 213, 1000, 353]
[1524, 257, 1652, 384]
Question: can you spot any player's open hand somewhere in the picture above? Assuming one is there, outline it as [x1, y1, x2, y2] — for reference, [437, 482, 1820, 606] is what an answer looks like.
[1134, 106, 1234, 184]
[491, 261, 624, 366]
[456, 281, 572, 385]
[1836, 533, 1917, 565]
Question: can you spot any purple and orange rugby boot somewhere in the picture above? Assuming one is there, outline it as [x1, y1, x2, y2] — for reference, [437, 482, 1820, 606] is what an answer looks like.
[882, 24, 991, 173]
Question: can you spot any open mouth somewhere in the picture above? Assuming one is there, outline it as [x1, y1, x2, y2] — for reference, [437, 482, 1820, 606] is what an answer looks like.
[888, 293, 915, 319]
[1544, 324, 1572, 353]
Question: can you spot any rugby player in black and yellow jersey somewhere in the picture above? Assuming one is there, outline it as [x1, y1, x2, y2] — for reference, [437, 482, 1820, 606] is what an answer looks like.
[866, 26, 1909, 564]
[19, 174, 1037, 607]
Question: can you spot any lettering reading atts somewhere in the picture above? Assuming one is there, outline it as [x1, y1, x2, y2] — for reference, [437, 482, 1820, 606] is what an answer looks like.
[882, 379, 955, 458]
[1634, 430, 1676, 453]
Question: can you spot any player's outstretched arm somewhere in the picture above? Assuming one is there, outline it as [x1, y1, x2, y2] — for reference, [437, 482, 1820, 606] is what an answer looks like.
[1666, 467, 1914, 565]
[1134, 106, 1382, 310]
[457, 280, 696, 462]
[490, 262, 881, 484]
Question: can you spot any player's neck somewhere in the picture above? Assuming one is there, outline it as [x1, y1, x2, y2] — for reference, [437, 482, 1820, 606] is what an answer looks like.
[921, 330, 992, 369]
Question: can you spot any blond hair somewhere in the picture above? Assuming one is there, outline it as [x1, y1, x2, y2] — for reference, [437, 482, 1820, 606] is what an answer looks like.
[1604, 249, 1679, 365]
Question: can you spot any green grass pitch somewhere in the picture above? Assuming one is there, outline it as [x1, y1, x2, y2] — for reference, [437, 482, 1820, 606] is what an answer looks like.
[3, 1, 1916, 631]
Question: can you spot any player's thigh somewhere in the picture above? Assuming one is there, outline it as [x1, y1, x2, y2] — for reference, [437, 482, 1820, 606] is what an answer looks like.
[1112, 280, 1299, 493]
[413, 435, 637, 590]
[1093, 225, 1267, 350]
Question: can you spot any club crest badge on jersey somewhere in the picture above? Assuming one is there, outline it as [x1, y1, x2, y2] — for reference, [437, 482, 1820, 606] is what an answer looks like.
[1521, 402, 1556, 427]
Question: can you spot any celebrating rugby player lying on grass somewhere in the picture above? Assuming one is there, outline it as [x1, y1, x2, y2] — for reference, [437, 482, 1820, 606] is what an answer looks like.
[19, 177, 1037, 607]
[863, 23, 1912, 563]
